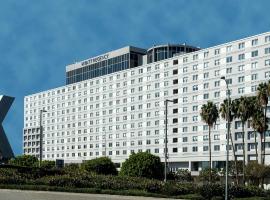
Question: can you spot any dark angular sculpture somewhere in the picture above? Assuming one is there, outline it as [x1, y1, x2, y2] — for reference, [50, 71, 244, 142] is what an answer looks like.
[0, 95, 14, 159]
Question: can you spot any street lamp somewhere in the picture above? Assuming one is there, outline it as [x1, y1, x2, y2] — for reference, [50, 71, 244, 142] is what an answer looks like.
[164, 99, 174, 182]
[221, 76, 230, 200]
[39, 109, 47, 167]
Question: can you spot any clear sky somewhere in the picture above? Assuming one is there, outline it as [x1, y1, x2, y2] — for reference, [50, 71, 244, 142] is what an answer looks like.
[1, 0, 269, 155]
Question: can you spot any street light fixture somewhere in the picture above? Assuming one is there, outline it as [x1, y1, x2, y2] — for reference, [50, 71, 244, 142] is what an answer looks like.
[39, 109, 47, 167]
[221, 76, 230, 200]
[164, 99, 174, 182]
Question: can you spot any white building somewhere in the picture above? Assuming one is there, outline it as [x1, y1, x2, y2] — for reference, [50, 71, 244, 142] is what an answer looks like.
[23, 32, 270, 172]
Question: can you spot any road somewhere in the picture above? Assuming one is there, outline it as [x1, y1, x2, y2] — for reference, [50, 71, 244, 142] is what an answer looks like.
[0, 189, 179, 200]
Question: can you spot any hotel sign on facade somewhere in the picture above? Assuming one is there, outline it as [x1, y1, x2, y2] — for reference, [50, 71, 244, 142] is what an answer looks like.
[81, 54, 109, 66]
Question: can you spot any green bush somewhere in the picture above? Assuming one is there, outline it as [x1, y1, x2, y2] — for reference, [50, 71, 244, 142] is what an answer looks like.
[199, 168, 220, 182]
[229, 185, 266, 198]
[199, 183, 224, 200]
[82, 157, 117, 175]
[62, 163, 81, 174]
[8, 155, 38, 167]
[119, 152, 164, 179]
[175, 169, 193, 182]
[40, 160, 55, 170]
[161, 182, 196, 196]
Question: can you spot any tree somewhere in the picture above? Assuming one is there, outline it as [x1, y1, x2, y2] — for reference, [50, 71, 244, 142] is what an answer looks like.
[257, 82, 270, 164]
[119, 152, 164, 179]
[245, 161, 270, 187]
[82, 157, 117, 175]
[8, 155, 38, 167]
[200, 101, 219, 182]
[40, 160, 56, 169]
[175, 169, 192, 182]
[220, 98, 239, 184]
[250, 105, 267, 164]
[233, 96, 252, 184]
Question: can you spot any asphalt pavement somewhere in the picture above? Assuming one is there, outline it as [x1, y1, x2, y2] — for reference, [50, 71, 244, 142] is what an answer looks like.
[0, 189, 180, 200]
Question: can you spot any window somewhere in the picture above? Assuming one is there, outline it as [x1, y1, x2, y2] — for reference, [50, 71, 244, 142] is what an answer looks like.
[173, 69, 178, 75]
[238, 65, 244, 71]
[265, 35, 270, 43]
[252, 39, 258, 46]
[251, 62, 257, 69]
[183, 147, 188, 152]
[173, 138, 178, 143]
[183, 137, 188, 142]
[251, 74, 257, 80]
[214, 81, 220, 87]
[265, 71, 270, 78]
[265, 59, 270, 66]
[193, 105, 198, 111]
[173, 89, 178, 94]
[173, 148, 178, 153]
[193, 85, 198, 91]
[204, 72, 209, 79]
[173, 59, 178, 65]
[193, 64, 198, 70]
[238, 53, 245, 60]
[183, 87, 188, 93]
[204, 83, 209, 89]
[214, 70, 220, 76]
[214, 59, 220, 66]
[238, 76, 244, 83]
[214, 145, 220, 151]
[214, 49, 220, 55]
[251, 85, 257, 92]
[238, 42, 245, 49]
[204, 62, 209, 68]
[214, 91, 220, 98]
[238, 87, 245, 94]
[226, 68, 232, 74]
[204, 51, 209, 58]
[183, 67, 188, 72]
[204, 93, 209, 99]
[192, 146, 198, 152]
[173, 79, 178, 84]
[265, 47, 270, 54]
[203, 146, 208, 151]
[251, 50, 258, 57]
[193, 74, 198, 81]
[226, 56, 232, 63]
[226, 45, 232, 52]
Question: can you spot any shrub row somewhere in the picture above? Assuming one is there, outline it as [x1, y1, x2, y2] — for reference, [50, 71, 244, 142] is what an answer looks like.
[0, 168, 268, 199]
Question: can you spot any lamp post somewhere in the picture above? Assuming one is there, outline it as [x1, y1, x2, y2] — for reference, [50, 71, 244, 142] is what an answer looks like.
[164, 99, 174, 182]
[221, 76, 230, 200]
[39, 109, 47, 167]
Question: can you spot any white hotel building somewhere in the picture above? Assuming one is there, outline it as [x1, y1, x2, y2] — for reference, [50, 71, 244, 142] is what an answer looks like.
[24, 32, 270, 172]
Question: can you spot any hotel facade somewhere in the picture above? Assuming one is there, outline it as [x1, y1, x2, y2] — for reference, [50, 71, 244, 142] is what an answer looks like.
[24, 32, 270, 172]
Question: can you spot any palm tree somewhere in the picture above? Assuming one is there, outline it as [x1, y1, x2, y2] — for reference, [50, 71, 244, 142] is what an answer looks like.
[257, 82, 269, 164]
[200, 101, 219, 182]
[220, 98, 239, 184]
[233, 96, 252, 184]
[251, 108, 267, 163]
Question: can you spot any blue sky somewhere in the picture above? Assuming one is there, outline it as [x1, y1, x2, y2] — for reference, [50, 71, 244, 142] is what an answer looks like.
[0, 0, 269, 155]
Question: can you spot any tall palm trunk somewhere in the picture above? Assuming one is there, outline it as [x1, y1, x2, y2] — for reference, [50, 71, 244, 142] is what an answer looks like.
[263, 105, 268, 165]
[254, 131, 258, 162]
[260, 133, 263, 164]
[242, 122, 246, 185]
[208, 126, 212, 183]
[229, 130, 239, 185]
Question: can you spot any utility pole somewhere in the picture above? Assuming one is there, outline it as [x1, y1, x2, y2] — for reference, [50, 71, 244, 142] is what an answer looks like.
[164, 99, 174, 182]
[221, 76, 230, 200]
[39, 109, 47, 167]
